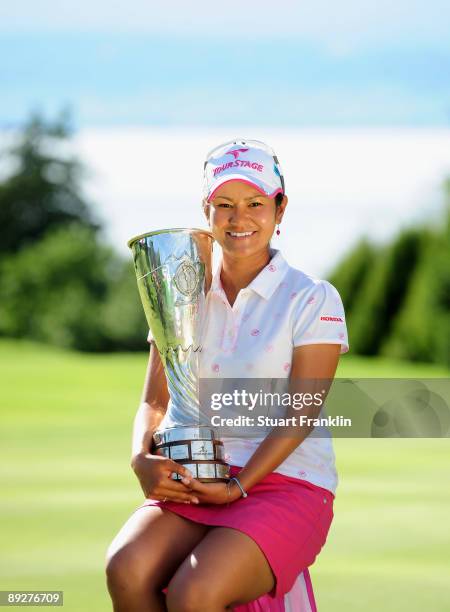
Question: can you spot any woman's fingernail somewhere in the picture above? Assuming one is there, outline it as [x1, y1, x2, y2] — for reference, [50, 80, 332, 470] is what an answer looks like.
[192, 498, 199, 504]
[182, 477, 191, 485]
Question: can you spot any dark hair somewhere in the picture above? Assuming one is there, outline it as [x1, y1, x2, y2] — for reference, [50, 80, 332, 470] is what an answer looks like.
[275, 193, 284, 207]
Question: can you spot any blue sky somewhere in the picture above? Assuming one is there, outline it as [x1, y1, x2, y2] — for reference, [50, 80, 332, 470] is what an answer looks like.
[1, 1, 449, 127]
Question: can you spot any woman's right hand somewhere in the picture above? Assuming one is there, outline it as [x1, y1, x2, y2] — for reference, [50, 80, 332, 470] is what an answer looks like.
[131, 452, 200, 504]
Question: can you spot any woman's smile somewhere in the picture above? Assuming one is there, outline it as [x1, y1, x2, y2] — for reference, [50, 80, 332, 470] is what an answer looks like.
[226, 230, 257, 240]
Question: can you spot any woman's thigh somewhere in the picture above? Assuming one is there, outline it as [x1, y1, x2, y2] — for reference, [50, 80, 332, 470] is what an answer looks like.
[167, 527, 275, 609]
[106, 505, 212, 591]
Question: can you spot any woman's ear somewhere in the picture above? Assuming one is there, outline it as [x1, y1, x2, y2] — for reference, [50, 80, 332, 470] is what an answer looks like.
[202, 198, 211, 223]
[276, 195, 288, 224]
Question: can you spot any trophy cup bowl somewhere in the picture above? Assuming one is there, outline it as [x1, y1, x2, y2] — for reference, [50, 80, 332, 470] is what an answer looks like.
[128, 228, 230, 483]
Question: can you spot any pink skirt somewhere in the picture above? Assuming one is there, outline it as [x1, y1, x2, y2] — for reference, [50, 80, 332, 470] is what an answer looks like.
[137, 466, 334, 604]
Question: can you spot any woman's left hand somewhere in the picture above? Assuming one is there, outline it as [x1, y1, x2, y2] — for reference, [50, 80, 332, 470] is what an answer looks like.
[181, 475, 241, 505]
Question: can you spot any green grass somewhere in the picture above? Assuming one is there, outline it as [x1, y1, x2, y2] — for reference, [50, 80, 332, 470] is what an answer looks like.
[0, 339, 449, 611]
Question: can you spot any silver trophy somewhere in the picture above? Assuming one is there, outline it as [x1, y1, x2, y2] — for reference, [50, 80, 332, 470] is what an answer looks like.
[128, 228, 230, 482]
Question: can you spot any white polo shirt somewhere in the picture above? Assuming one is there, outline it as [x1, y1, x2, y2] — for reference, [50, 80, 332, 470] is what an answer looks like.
[148, 249, 349, 494]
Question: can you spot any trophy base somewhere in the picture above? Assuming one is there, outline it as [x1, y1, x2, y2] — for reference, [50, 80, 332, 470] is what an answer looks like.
[153, 425, 230, 482]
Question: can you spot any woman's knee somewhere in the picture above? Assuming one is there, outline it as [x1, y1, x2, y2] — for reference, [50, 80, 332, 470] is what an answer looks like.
[105, 507, 211, 605]
[166, 572, 223, 612]
[105, 541, 160, 596]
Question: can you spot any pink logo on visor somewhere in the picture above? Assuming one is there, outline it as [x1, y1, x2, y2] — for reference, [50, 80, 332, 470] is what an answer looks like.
[226, 148, 249, 159]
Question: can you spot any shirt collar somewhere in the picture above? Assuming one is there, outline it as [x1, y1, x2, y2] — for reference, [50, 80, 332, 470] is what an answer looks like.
[210, 248, 289, 301]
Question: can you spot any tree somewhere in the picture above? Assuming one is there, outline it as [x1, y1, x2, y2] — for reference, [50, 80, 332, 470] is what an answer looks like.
[328, 237, 377, 318]
[327, 179, 449, 366]
[382, 192, 450, 366]
[0, 110, 148, 352]
[0, 223, 113, 351]
[347, 227, 423, 355]
[0, 110, 98, 255]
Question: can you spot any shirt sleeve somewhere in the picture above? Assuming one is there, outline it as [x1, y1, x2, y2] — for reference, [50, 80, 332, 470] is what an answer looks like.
[293, 280, 349, 354]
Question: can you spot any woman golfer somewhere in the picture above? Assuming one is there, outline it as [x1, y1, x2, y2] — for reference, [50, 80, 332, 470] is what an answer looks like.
[106, 139, 349, 611]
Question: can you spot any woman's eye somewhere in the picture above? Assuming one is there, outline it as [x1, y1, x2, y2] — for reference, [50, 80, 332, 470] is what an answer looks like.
[216, 203, 231, 208]
[250, 201, 262, 207]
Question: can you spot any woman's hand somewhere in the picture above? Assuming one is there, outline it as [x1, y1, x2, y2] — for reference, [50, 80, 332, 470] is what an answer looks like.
[181, 477, 242, 505]
[131, 452, 200, 504]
